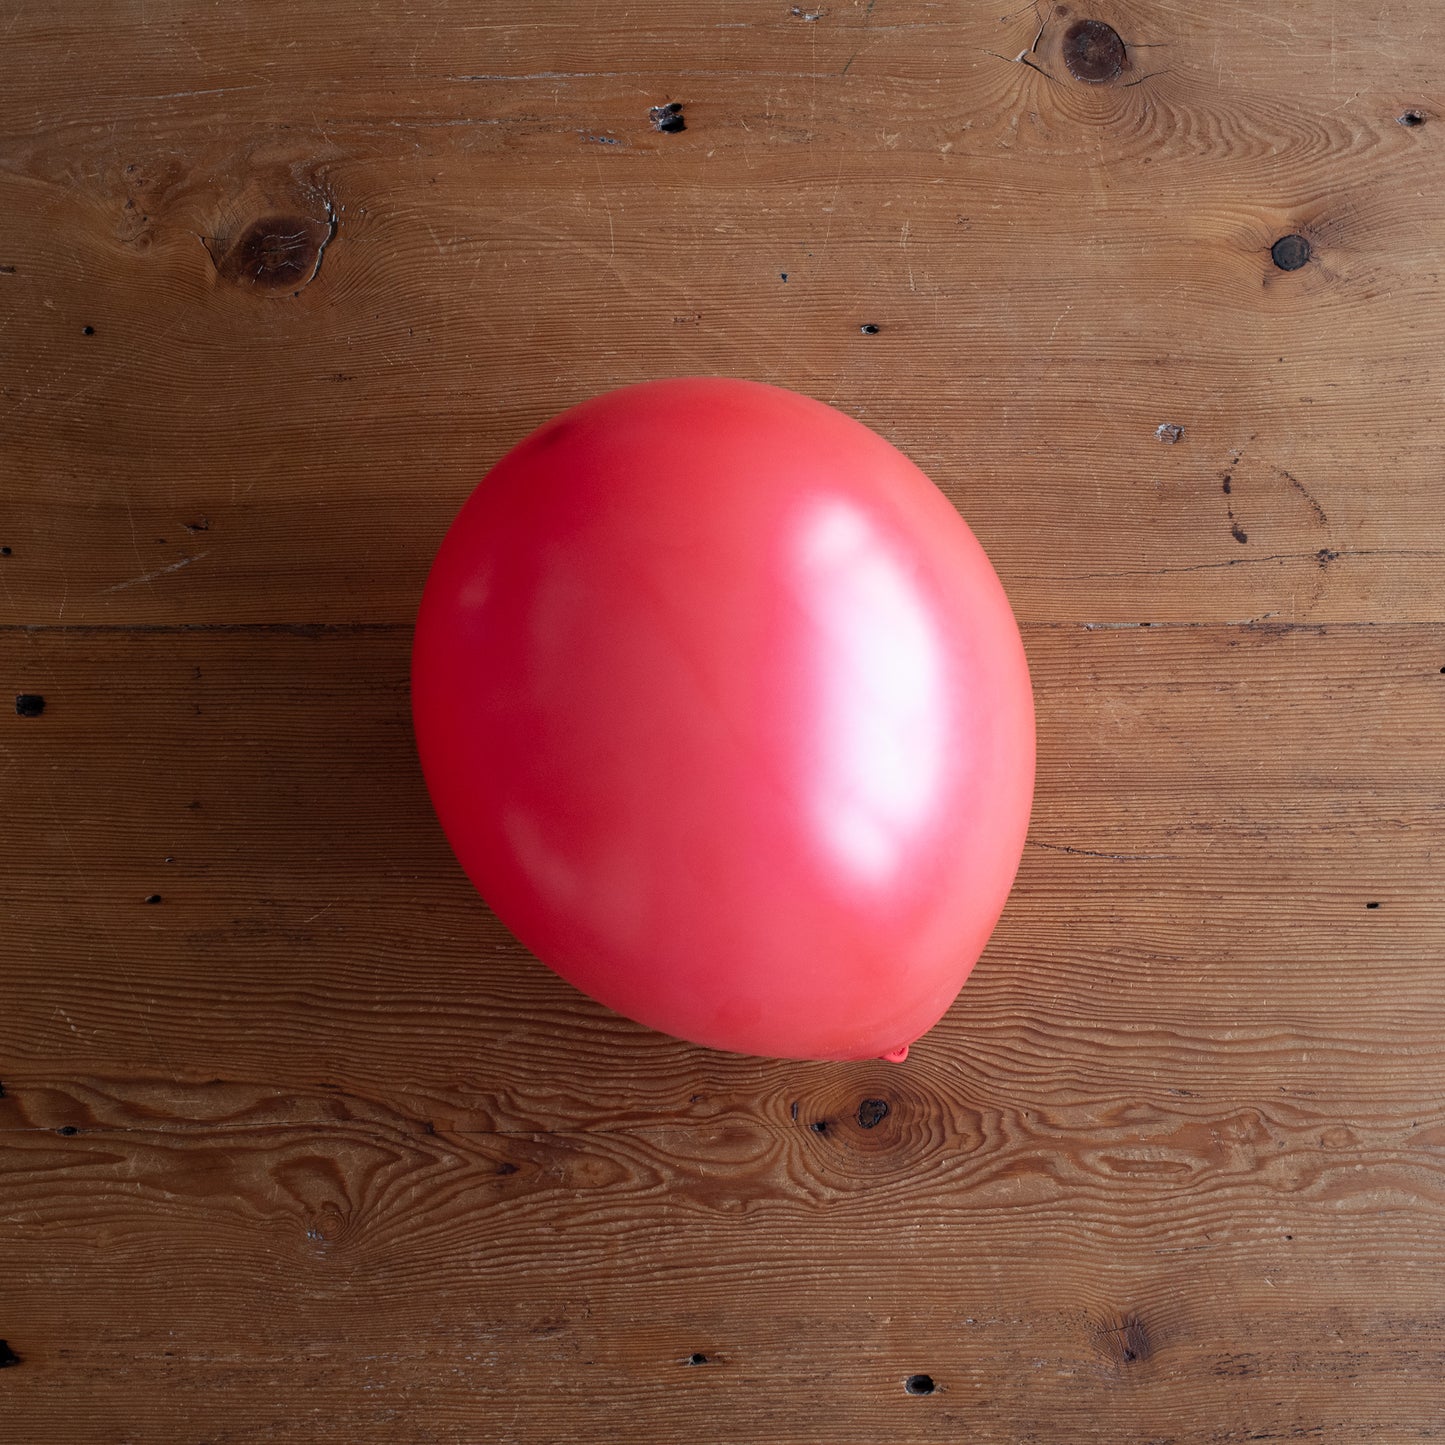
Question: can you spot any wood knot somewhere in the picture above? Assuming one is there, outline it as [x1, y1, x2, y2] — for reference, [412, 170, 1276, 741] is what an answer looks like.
[1062, 18, 1125, 82]
[856, 1098, 890, 1129]
[1095, 1313, 1152, 1366]
[210, 209, 335, 293]
[1271, 233, 1312, 271]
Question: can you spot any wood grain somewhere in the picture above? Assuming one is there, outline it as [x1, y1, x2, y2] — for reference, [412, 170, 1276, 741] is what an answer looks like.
[4, 0, 1445, 1440]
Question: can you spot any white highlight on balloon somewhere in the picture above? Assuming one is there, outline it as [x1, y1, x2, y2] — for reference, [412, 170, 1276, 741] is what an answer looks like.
[794, 498, 949, 888]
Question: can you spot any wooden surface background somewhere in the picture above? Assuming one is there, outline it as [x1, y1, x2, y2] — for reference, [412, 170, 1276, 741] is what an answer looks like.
[4, 1, 1444, 1440]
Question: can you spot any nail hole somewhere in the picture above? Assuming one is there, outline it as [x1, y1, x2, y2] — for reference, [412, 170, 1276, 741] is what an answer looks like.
[904, 1373, 936, 1396]
[1399, 110, 1425, 127]
[1271, 234, 1311, 271]
[810, 1120, 828, 1133]
[14, 694, 45, 718]
[0, 1341, 19, 1368]
[686, 1352, 708, 1366]
[81, 324, 95, 336]
[859, 323, 880, 334]
[56, 1126, 78, 1136]
[0, 546, 10, 556]
[144, 894, 162, 905]
[1365, 901, 1380, 909]
[650, 102, 686, 133]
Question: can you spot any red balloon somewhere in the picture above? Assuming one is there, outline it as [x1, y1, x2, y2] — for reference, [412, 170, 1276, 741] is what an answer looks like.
[412, 378, 1033, 1062]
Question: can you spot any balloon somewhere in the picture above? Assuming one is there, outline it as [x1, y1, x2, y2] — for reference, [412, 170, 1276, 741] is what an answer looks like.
[412, 378, 1034, 1062]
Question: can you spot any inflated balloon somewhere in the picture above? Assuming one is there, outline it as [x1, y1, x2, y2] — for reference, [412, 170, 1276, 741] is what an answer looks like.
[412, 378, 1034, 1062]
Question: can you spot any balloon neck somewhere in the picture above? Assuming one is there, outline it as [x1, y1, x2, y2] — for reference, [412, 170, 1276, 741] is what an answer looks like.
[879, 1044, 909, 1063]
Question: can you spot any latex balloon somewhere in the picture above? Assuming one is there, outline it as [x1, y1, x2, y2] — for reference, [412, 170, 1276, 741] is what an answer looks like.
[412, 378, 1034, 1062]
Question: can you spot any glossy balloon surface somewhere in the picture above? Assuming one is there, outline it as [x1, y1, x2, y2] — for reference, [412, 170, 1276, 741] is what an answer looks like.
[412, 378, 1034, 1061]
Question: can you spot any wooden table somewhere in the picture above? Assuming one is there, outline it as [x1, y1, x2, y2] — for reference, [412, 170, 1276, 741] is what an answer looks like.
[4, 2, 1443, 1440]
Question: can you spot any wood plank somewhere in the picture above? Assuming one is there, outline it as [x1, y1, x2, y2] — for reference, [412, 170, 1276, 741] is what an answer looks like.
[3, 1086, 1444, 1444]
[2, 622, 1443, 1115]
[2, 2, 1442, 624]
[4, 621, 1444, 1440]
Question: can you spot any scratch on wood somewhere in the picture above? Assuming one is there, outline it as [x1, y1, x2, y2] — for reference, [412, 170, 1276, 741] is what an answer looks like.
[1026, 839, 1175, 862]
[1276, 467, 1328, 524]
[1044, 548, 1443, 582]
[104, 553, 210, 594]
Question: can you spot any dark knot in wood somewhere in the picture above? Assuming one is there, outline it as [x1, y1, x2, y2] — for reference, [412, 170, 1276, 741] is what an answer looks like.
[1062, 19, 1125, 83]
[211, 206, 336, 294]
[1271, 234, 1312, 271]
